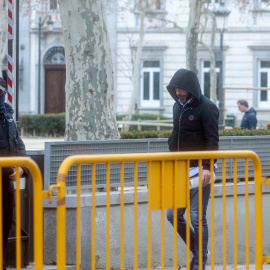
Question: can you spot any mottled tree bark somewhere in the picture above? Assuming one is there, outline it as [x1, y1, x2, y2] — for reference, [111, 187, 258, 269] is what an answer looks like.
[199, 9, 217, 104]
[186, 0, 202, 74]
[59, 0, 120, 141]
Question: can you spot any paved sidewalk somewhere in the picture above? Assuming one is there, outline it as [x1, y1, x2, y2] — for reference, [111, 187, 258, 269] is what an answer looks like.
[9, 265, 75, 270]
[8, 264, 270, 269]
[7, 264, 270, 270]
[22, 137, 64, 150]
[152, 264, 270, 269]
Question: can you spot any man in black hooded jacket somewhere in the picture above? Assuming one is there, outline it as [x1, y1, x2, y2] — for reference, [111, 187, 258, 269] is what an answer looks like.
[0, 77, 28, 269]
[166, 69, 219, 270]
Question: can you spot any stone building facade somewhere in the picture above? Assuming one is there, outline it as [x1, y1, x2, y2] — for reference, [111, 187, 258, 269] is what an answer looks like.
[2, 0, 270, 127]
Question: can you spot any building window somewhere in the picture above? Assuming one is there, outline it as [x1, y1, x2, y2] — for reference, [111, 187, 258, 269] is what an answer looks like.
[258, 60, 270, 108]
[50, 0, 57, 10]
[154, 0, 164, 10]
[140, 60, 160, 108]
[134, 0, 165, 11]
[259, 0, 270, 9]
[204, 0, 219, 3]
[201, 60, 221, 100]
[253, 0, 270, 10]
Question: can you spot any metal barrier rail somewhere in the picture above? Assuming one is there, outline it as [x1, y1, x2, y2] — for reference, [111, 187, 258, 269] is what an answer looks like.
[117, 118, 234, 131]
[44, 137, 270, 190]
[0, 157, 43, 270]
[54, 150, 266, 270]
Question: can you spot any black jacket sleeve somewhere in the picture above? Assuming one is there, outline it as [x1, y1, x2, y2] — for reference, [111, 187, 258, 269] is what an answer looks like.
[2, 167, 15, 176]
[168, 129, 178, 152]
[17, 132, 28, 177]
[17, 132, 27, 157]
[200, 103, 219, 170]
[168, 102, 179, 152]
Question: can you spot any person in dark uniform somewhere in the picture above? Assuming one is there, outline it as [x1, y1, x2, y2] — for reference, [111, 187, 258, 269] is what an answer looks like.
[0, 77, 28, 269]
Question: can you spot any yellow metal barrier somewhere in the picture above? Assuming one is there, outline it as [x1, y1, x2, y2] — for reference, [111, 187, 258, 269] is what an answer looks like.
[54, 150, 266, 270]
[0, 157, 43, 270]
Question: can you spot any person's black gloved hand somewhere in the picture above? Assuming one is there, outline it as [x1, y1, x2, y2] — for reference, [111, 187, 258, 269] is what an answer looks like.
[2, 167, 15, 176]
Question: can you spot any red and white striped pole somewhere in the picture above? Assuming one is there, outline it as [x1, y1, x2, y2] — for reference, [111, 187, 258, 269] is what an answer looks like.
[7, 0, 14, 107]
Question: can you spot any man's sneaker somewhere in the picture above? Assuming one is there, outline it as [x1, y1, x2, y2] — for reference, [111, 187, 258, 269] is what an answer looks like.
[192, 267, 205, 270]
[191, 250, 210, 270]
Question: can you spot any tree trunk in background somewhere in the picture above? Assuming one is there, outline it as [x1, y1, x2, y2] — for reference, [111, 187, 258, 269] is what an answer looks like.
[198, 7, 217, 104]
[126, 0, 146, 127]
[186, 0, 202, 74]
[209, 19, 217, 105]
[59, 0, 120, 141]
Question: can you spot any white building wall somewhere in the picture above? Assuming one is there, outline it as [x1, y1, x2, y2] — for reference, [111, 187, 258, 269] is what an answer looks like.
[222, 28, 270, 126]
[115, 0, 270, 127]
[13, 0, 270, 127]
[18, 4, 31, 114]
[29, 32, 38, 114]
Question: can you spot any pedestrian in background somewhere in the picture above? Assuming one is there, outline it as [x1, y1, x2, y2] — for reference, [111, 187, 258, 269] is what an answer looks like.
[166, 69, 219, 270]
[0, 77, 28, 269]
[237, 99, 257, 129]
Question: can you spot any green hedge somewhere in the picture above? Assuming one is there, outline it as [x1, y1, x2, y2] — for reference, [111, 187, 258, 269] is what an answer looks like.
[18, 113, 172, 136]
[218, 128, 270, 136]
[18, 113, 65, 137]
[18, 113, 270, 138]
[120, 130, 172, 139]
[120, 128, 270, 139]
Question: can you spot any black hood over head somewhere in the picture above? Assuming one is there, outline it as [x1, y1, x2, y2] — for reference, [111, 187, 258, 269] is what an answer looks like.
[167, 69, 202, 102]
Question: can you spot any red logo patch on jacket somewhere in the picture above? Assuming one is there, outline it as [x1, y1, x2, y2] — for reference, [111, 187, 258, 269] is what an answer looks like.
[189, 115, 194, 121]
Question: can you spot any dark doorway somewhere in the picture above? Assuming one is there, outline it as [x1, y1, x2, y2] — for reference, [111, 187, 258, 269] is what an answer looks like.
[45, 65, 66, 113]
